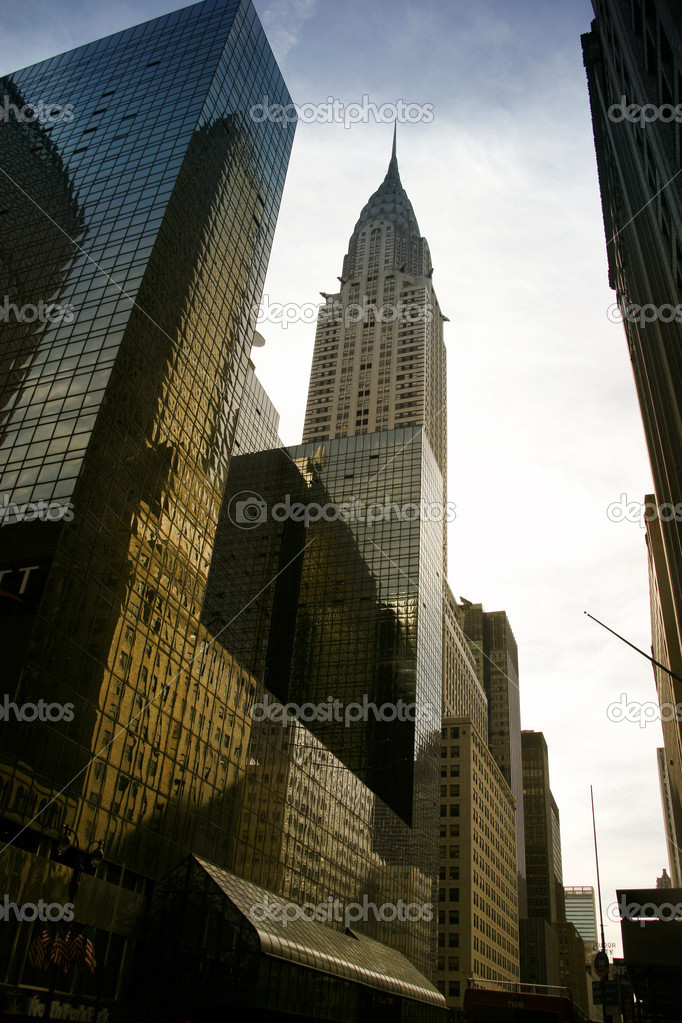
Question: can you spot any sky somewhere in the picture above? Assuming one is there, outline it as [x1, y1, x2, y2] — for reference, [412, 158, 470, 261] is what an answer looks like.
[0, 0, 670, 958]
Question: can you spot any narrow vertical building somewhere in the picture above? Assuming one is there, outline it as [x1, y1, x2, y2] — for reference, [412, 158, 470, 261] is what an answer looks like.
[521, 732, 589, 1014]
[582, 3, 682, 846]
[438, 717, 520, 1012]
[647, 497, 682, 886]
[460, 601, 527, 916]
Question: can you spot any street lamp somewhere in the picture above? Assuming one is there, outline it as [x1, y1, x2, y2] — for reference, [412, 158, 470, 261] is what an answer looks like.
[56, 825, 105, 901]
[43, 826, 105, 1019]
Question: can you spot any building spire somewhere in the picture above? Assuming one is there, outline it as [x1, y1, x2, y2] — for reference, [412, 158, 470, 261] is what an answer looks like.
[390, 121, 397, 168]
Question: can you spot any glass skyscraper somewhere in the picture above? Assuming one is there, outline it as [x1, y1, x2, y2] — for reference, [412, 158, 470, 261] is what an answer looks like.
[0, 0, 298, 1015]
[200, 137, 451, 985]
[0, 7, 448, 1021]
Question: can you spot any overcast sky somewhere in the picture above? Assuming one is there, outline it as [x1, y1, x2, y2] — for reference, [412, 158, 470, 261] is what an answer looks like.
[0, 0, 669, 957]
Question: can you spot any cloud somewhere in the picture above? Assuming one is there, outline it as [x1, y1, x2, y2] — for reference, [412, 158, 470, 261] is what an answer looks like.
[261, 0, 319, 62]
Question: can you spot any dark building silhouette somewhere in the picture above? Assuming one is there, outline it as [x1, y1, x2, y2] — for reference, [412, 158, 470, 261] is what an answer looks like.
[520, 732, 589, 1013]
[582, 2, 682, 884]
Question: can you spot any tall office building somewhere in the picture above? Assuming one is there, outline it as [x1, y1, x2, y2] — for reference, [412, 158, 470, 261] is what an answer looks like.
[657, 746, 682, 886]
[564, 885, 600, 1021]
[582, 2, 682, 830]
[564, 886, 598, 948]
[301, 131, 448, 552]
[442, 586, 488, 739]
[522, 733, 563, 925]
[0, 0, 297, 1016]
[647, 499, 682, 887]
[521, 732, 589, 1013]
[0, 11, 449, 1021]
[438, 717, 520, 1012]
[202, 139, 449, 982]
[460, 601, 526, 914]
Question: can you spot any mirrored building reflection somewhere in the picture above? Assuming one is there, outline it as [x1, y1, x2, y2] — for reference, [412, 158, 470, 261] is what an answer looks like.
[0, 1, 298, 1016]
[0, 4, 448, 1021]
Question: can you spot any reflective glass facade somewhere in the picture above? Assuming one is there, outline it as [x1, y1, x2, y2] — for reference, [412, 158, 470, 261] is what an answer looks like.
[0, 9, 449, 1010]
[140, 856, 445, 1023]
[203, 428, 443, 973]
[0, 0, 296, 963]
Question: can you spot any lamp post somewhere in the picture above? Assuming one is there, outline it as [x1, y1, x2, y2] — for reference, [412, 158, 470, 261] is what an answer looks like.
[56, 825, 105, 902]
[44, 825, 104, 1019]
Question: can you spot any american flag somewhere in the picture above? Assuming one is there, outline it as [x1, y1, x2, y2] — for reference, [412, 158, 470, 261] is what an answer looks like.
[81, 928, 96, 974]
[27, 927, 51, 970]
[68, 931, 84, 966]
[71, 928, 97, 974]
[49, 927, 69, 971]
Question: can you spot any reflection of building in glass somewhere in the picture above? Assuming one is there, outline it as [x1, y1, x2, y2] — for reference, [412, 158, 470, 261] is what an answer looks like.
[204, 427, 443, 975]
[0, 78, 86, 446]
[232, 357, 283, 456]
[139, 855, 445, 1022]
[0, 1, 297, 1016]
[438, 717, 520, 1013]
